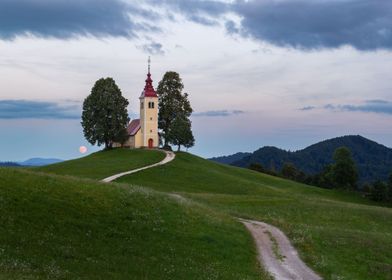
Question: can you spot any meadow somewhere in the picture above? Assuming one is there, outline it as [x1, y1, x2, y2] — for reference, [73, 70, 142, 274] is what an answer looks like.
[116, 152, 392, 280]
[0, 167, 266, 279]
[6, 149, 391, 279]
[37, 148, 165, 180]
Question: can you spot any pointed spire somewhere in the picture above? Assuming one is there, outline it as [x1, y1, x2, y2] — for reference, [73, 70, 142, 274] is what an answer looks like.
[141, 56, 157, 98]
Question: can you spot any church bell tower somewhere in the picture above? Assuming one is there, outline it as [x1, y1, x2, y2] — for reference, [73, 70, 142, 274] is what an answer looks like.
[139, 57, 159, 148]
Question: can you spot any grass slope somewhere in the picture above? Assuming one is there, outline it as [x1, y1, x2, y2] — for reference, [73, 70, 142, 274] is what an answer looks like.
[116, 152, 392, 280]
[37, 148, 165, 180]
[0, 168, 265, 279]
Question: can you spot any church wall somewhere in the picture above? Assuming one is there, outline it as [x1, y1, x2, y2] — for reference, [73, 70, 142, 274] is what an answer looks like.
[140, 96, 159, 148]
[134, 129, 143, 148]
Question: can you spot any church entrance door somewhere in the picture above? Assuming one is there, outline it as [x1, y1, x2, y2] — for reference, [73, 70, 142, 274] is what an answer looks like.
[148, 138, 153, 149]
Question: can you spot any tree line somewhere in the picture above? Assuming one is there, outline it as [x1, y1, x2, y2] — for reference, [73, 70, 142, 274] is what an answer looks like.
[81, 71, 194, 151]
[249, 146, 392, 204]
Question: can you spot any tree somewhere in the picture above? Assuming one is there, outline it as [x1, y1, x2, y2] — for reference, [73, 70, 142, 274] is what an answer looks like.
[157, 72, 192, 147]
[388, 173, 392, 202]
[249, 163, 266, 173]
[331, 146, 358, 190]
[166, 113, 194, 151]
[370, 180, 388, 202]
[281, 162, 299, 180]
[317, 164, 335, 189]
[81, 78, 129, 149]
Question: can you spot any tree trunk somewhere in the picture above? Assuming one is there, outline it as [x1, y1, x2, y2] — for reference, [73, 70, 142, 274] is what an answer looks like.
[177, 145, 181, 152]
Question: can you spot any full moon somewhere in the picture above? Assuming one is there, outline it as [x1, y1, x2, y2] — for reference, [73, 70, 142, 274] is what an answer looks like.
[79, 146, 87, 154]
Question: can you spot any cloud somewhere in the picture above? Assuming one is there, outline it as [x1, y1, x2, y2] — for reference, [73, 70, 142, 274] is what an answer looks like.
[150, 0, 228, 26]
[299, 106, 316, 111]
[155, 0, 392, 50]
[193, 110, 245, 117]
[0, 0, 155, 40]
[141, 42, 165, 55]
[3, 0, 391, 51]
[324, 100, 392, 115]
[0, 100, 80, 119]
[231, 0, 392, 50]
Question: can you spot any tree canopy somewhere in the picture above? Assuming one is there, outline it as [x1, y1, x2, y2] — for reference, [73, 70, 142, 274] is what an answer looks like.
[157, 71, 194, 150]
[331, 146, 358, 190]
[166, 113, 195, 151]
[81, 78, 129, 149]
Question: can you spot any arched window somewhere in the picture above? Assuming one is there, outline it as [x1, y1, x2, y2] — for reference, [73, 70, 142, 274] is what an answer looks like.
[148, 102, 155, 109]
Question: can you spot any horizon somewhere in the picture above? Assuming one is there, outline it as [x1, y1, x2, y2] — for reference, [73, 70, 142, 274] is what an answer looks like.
[1, 0, 392, 161]
[3, 134, 391, 162]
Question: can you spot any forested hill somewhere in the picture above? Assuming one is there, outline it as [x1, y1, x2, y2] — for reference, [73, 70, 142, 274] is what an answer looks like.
[210, 135, 392, 183]
[209, 152, 251, 165]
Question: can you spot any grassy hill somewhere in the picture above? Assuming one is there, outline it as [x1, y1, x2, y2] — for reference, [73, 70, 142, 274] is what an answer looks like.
[37, 148, 165, 180]
[116, 152, 392, 280]
[6, 149, 392, 279]
[0, 167, 265, 279]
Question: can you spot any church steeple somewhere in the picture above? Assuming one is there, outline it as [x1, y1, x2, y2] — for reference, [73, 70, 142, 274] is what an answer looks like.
[142, 56, 157, 98]
[139, 56, 159, 148]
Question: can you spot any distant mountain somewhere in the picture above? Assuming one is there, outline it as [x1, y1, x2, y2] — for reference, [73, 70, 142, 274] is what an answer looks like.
[210, 135, 392, 184]
[0, 162, 21, 167]
[20, 158, 63, 166]
[209, 152, 251, 165]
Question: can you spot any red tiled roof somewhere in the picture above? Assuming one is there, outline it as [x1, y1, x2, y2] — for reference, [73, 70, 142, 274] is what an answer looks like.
[127, 119, 141, 136]
[140, 72, 158, 98]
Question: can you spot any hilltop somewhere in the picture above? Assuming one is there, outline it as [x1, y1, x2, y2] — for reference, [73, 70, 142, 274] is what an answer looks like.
[1, 148, 391, 279]
[211, 135, 392, 183]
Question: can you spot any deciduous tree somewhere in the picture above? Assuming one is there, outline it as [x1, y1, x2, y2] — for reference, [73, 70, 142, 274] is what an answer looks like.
[331, 146, 358, 190]
[166, 113, 194, 151]
[157, 72, 192, 147]
[81, 78, 129, 149]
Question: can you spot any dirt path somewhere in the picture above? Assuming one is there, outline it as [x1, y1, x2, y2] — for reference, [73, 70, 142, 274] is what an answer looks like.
[101, 150, 175, 182]
[240, 219, 322, 280]
[101, 152, 320, 279]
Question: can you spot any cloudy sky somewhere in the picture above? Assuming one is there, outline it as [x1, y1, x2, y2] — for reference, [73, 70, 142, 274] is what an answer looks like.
[1, 0, 392, 161]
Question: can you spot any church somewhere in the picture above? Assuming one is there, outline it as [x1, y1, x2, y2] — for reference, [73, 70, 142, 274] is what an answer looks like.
[114, 60, 159, 149]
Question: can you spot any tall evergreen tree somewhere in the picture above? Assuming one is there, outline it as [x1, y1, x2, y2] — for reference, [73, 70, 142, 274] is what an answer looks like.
[331, 146, 358, 190]
[157, 72, 192, 147]
[81, 78, 129, 149]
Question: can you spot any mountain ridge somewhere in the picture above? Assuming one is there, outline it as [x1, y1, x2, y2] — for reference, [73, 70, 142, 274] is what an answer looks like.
[210, 135, 392, 183]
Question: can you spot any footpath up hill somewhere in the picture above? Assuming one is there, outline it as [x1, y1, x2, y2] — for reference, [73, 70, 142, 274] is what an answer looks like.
[117, 152, 392, 280]
[9, 148, 392, 280]
[0, 167, 264, 279]
[37, 148, 165, 180]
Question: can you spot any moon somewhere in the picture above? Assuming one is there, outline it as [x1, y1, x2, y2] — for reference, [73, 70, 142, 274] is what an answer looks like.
[79, 146, 87, 154]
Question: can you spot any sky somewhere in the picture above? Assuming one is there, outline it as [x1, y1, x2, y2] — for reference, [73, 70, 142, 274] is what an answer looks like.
[1, 0, 392, 161]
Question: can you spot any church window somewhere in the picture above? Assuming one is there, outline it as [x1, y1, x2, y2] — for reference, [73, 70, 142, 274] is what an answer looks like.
[150, 130, 153, 133]
[141, 102, 144, 109]
[150, 117, 153, 121]
[148, 102, 155, 109]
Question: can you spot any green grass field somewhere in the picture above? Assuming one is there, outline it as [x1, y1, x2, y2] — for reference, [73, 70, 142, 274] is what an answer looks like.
[37, 148, 165, 180]
[4, 149, 392, 279]
[0, 168, 266, 279]
[116, 152, 392, 280]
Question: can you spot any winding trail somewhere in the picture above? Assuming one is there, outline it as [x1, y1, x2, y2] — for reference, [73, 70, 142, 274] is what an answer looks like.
[101, 151, 320, 279]
[101, 150, 175, 183]
[240, 219, 322, 280]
